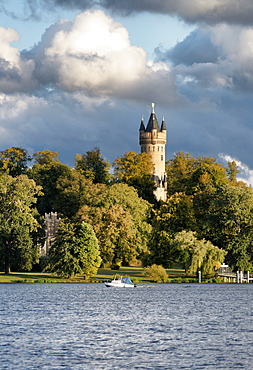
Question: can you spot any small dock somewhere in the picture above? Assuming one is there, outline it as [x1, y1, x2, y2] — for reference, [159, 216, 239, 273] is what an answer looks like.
[216, 264, 253, 283]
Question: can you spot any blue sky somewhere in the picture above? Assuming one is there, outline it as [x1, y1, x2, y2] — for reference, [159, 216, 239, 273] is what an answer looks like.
[1, 0, 253, 184]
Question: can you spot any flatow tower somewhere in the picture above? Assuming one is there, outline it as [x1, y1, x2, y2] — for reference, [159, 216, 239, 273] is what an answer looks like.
[139, 103, 167, 201]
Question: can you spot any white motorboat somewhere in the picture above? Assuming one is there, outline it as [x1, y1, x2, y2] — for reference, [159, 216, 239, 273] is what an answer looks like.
[104, 276, 136, 288]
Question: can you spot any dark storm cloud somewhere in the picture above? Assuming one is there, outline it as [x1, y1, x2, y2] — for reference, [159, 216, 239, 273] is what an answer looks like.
[51, 0, 95, 8]
[101, 0, 253, 26]
[156, 28, 221, 67]
[20, 0, 253, 26]
[2, 0, 253, 25]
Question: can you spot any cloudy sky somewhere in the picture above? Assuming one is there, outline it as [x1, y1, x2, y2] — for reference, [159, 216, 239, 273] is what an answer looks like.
[1, 0, 253, 184]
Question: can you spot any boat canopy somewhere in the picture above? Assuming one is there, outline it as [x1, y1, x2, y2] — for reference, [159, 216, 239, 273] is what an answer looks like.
[122, 277, 134, 285]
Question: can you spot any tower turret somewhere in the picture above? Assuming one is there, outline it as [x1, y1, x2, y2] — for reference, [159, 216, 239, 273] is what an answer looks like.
[139, 103, 167, 201]
[139, 116, 145, 132]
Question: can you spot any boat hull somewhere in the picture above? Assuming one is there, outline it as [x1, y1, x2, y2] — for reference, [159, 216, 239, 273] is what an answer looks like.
[104, 282, 135, 288]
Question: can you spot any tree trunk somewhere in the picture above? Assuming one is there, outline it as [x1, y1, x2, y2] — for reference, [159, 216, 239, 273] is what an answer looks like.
[5, 258, 11, 274]
[4, 245, 11, 274]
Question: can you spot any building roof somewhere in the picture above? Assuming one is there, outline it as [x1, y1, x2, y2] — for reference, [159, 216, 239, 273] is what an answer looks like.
[146, 112, 160, 132]
[139, 116, 146, 131]
[140, 103, 166, 132]
[161, 116, 166, 131]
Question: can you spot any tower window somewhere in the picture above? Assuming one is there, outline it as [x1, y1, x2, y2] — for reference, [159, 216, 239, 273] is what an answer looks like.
[161, 147, 163, 152]
[158, 146, 160, 151]
[153, 146, 155, 151]
[161, 155, 163, 161]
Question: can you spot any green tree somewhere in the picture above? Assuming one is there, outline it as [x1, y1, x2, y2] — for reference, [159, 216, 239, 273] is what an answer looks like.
[197, 185, 253, 270]
[166, 152, 231, 195]
[46, 221, 101, 279]
[0, 174, 42, 273]
[28, 160, 72, 214]
[75, 147, 111, 184]
[226, 161, 247, 187]
[166, 151, 197, 194]
[144, 264, 168, 283]
[146, 192, 197, 267]
[54, 170, 107, 219]
[0, 147, 31, 177]
[93, 204, 139, 267]
[144, 230, 176, 268]
[226, 161, 239, 183]
[186, 157, 229, 194]
[33, 150, 59, 165]
[152, 192, 196, 234]
[76, 183, 152, 266]
[54, 172, 152, 267]
[113, 151, 155, 202]
[172, 231, 226, 275]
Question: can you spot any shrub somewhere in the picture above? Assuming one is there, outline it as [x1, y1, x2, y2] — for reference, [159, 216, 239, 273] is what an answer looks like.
[110, 264, 120, 270]
[144, 264, 168, 283]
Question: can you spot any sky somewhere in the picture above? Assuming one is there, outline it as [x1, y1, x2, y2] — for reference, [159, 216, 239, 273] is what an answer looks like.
[1, 0, 253, 184]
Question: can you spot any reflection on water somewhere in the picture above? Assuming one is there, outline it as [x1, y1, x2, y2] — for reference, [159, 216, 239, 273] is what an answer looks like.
[0, 283, 252, 369]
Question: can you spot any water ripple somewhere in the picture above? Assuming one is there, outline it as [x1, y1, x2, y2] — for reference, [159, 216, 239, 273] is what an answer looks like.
[0, 283, 252, 369]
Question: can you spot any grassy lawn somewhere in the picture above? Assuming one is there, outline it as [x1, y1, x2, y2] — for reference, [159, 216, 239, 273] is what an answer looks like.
[95, 264, 186, 283]
[0, 264, 188, 283]
[0, 272, 65, 283]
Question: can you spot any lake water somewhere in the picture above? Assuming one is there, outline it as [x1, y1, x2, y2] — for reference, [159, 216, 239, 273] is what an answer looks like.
[0, 283, 252, 369]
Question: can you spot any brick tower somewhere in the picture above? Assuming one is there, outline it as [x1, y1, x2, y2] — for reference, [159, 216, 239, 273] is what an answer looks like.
[139, 103, 167, 201]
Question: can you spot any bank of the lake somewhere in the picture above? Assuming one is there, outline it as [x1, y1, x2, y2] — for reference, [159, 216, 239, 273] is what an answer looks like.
[0, 265, 199, 284]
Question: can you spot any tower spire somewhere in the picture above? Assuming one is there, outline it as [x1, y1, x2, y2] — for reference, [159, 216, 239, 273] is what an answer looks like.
[139, 115, 145, 131]
[146, 103, 160, 132]
[161, 115, 166, 131]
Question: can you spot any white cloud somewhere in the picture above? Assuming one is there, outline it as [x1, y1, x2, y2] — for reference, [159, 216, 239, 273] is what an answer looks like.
[219, 153, 253, 186]
[0, 26, 20, 63]
[0, 93, 36, 119]
[32, 10, 165, 97]
[0, 10, 180, 104]
[45, 11, 130, 55]
[159, 24, 253, 93]
[0, 27, 36, 93]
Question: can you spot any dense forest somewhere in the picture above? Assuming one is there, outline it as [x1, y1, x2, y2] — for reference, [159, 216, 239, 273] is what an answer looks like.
[0, 146, 252, 278]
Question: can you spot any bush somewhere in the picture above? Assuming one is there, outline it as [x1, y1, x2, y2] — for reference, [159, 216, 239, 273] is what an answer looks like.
[144, 264, 168, 283]
[110, 264, 120, 270]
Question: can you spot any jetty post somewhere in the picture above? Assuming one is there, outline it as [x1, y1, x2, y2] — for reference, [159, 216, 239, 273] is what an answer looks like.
[247, 271, 250, 283]
[198, 270, 201, 283]
[236, 271, 240, 283]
